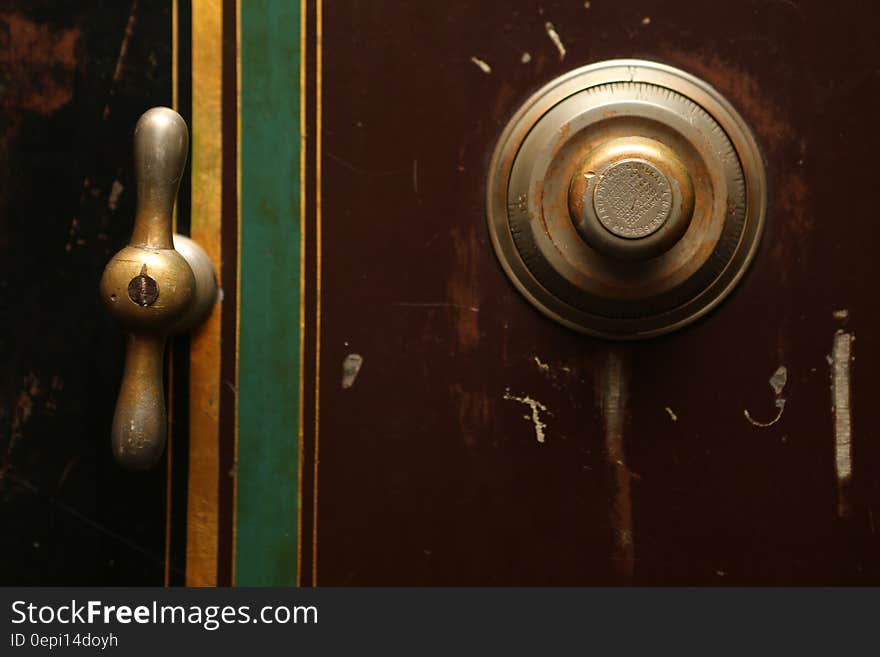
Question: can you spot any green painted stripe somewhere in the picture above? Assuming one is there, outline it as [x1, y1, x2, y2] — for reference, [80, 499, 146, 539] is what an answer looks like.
[236, 0, 301, 585]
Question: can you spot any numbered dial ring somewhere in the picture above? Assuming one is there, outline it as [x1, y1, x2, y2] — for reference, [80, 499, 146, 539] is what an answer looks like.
[486, 60, 766, 339]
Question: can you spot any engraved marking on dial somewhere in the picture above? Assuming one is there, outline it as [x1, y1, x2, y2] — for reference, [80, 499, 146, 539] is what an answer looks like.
[593, 160, 672, 239]
[128, 264, 159, 307]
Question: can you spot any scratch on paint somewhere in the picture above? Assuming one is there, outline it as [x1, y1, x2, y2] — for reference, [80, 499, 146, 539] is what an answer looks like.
[830, 329, 854, 518]
[107, 179, 124, 211]
[664, 406, 677, 422]
[503, 388, 548, 443]
[744, 365, 787, 428]
[596, 351, 634, 584]
[469, 56, 492, 74]
[341, 354, 364, 389]
[533, 356, 550, 372]
[392, 302, 479, 312]
[103, 0, 138, 119]
[1, 373, 42, 481]
[7, 473, 173, 572]
[769, 366, 788, 396]
[544, 22, 566, 60]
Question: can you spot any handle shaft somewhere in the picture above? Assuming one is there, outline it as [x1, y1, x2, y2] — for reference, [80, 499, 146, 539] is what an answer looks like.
[131, 108, 188, 249]
[111, 333, 167, 470]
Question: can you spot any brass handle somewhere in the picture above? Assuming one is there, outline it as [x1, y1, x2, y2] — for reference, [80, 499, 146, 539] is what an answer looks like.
[99, 107, 217, 469]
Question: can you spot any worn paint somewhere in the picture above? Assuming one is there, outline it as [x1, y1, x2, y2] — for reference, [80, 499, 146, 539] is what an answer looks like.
[0, 11, 80, 227]
[830, 330, 854, 518]
[0, 12, 80, 115]
[107, 179, 125, 211]
[447, 227, 481, 352]
[544, 22, 566, 61]
[102, 1, 138, 120]
[393, 301, 479, 312]
[744, 365, 787, 428]
[596, 351, 633, 584]
[341, 354, 364, 389]
[5, 373, 40, 465]
[452, 384, 491, 448]
[769, 366, 788, 396]
[656, 50, 795, 152]
[469, 56, 491, 74]
[503, 388, 548, 443]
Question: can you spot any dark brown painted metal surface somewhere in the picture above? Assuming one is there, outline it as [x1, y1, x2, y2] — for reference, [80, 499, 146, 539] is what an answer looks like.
[0, 1, 177, 584]
[313, 0, 880, 584]
[4, 0, 880, 587]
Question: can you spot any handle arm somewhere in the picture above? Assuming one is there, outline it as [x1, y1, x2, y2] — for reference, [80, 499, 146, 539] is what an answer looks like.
[100, 107, 193, 469]
[111, 333, 167, 468]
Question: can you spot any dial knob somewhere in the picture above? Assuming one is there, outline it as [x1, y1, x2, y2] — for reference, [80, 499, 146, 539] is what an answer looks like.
[487, 60, 766, 339]
[568, 136, 695, 261]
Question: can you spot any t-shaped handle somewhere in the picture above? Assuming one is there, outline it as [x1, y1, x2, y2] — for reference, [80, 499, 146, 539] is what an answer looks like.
[99, 107, 217, 469]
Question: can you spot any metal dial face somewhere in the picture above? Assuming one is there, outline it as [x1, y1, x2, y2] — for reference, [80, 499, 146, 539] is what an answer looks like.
[486, 60, 766, 339]
[593, 159, 672, 239]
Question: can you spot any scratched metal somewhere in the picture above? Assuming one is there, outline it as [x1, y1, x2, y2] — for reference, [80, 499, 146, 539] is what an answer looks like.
[0, 2, 174, 584]
[314, 0, 880, 584]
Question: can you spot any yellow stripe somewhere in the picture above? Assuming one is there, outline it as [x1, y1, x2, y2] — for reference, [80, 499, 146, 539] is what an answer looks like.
[186, 0, 224, 587]
[231, 0, 242, 586]
[312, 0, 323, 587]
[296, 0, 307, 587]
